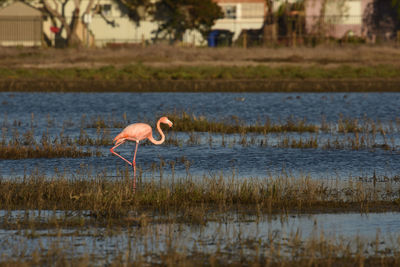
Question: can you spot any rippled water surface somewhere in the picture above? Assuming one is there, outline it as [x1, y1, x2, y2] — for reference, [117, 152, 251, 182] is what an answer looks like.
[1, 210, 400, 263]
[1, 92, 400, 262]
[0, 92, 399, 179]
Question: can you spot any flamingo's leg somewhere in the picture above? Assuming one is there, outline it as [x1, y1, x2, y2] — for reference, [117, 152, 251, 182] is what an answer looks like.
[132, 141, 139, 193]
[110, 141, 132, 166]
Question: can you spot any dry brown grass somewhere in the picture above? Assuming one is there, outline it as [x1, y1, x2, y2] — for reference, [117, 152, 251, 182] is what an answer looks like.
[2, 45, 400, 69]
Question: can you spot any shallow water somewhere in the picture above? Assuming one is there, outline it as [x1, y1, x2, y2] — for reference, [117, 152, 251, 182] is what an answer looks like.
[0, 92, 399, 179]
[1, 92, 400, 263]
[2, 92, 400, 125]
[1, 210, 400, 262]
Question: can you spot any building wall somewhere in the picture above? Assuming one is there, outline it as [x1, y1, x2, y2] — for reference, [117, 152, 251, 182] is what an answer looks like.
[213, 0, 265, 40]
[305, 0, 373, 39]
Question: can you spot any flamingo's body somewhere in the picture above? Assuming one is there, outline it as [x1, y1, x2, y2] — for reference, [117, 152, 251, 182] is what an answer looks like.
[110, 117, 173, 192]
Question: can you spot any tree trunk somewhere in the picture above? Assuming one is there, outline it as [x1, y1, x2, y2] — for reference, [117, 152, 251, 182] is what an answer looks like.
[68, 7, 82, 47]
[43, 0, 95, 47]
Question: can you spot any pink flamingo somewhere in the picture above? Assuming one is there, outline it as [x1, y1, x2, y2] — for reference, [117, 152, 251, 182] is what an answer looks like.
[110, 117, 173, 193]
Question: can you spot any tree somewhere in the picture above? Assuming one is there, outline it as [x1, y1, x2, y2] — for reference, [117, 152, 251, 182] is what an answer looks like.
[152, 0, 223, 43]
[363, 1, 400, 41]
[41, 0, 97, 47]
[1, 0, 150, 47]
[42, 0, 151, 47]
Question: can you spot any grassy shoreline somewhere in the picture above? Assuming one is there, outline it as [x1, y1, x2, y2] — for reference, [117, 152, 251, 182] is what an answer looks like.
[3, 77, 400, 92]
[2, 64, 400, 92]
[3, 64, 400, 80]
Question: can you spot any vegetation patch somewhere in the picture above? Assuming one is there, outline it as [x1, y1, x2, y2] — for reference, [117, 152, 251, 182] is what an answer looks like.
[2, 64, 400, 81]
[2, 64, 400, 92]
[0, 144, 92, 159]
[1, 172, 400, 219]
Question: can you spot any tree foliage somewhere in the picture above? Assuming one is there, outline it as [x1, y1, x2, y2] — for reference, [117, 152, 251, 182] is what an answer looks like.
[152, 0, 223, 43]
[113, 0, 151, 25]
[392, 0, 400, 19]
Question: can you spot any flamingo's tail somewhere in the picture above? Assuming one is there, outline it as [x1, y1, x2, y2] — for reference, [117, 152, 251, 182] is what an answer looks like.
[113, 133, 126, 145]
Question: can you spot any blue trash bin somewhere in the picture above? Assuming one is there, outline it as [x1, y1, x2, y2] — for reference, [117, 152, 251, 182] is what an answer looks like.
[207, 30, 219, 47]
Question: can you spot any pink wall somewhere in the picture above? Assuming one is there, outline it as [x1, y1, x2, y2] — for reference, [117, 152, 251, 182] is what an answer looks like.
[305, 0, 373, 39]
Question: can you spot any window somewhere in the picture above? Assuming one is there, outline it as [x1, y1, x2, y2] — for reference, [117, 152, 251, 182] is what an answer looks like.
[222, 5, 237, 19]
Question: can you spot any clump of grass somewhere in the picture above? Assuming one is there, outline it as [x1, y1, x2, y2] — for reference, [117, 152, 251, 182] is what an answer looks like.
[166, 111, 319, 134]
[83, 113, 130, 129]
[278, 135, 319, 149]
[0, 144, 92, 159]
[0, 127, 97, 159]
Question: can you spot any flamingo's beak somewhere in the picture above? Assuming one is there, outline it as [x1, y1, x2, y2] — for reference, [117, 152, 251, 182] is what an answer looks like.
[167, 119, 173, 127]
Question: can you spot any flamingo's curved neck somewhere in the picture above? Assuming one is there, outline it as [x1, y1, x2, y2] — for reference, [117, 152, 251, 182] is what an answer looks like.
[148, 119, 165, 145]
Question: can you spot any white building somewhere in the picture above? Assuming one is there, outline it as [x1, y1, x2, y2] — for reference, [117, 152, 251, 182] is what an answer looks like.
[212, 0, 266, 40]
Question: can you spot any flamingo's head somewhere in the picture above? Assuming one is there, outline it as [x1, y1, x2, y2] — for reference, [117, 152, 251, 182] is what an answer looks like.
[160, 116, 173, 127]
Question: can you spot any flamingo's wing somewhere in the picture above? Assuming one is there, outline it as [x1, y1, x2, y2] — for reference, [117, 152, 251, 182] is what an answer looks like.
[113, 123, 152, 143]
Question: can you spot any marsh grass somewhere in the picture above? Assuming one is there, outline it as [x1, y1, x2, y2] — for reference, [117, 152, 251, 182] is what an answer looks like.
[0, 126, 98, 159]
[0, 143, 92, 159]
[1, 112, 399, 159]
[1, 170, 400, 221]
[85, 111, 399, 135]
[166, 111, 320, 134]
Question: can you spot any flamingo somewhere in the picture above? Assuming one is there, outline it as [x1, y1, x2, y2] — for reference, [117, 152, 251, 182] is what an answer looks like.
[110, 116, 173, 193]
